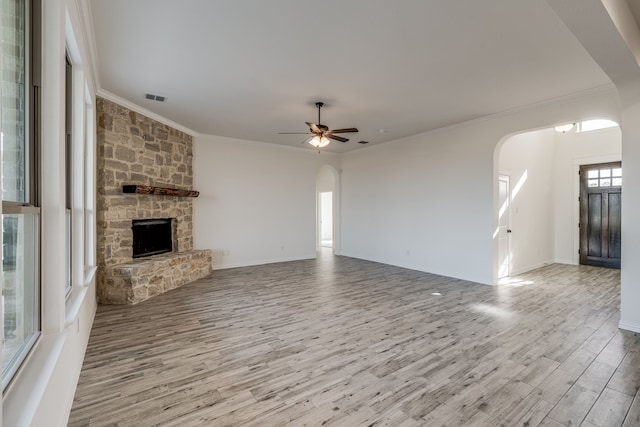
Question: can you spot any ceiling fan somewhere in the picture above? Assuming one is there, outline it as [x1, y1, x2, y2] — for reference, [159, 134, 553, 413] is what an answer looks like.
[279, 102, 359, 149]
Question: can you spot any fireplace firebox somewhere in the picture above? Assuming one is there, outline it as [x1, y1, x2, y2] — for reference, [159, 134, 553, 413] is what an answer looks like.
[132, 218, 173, 258]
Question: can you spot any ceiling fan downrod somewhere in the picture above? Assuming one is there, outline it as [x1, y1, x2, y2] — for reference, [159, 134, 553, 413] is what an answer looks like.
[316, 102, 323, 125]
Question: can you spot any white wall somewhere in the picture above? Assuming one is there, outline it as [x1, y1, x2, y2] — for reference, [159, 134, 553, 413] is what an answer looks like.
[339, 88, 620, 286]
[316, 166, 335, 192]
[553, 126, 621, 264]
[193, 135, 341, 269]
[341, 127, 492, 283]
[499, 129, 556, 275]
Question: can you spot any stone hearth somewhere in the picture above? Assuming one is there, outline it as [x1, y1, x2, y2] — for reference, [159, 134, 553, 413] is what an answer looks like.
[101, 250, 211, 304]
[96, 97, 211, 304]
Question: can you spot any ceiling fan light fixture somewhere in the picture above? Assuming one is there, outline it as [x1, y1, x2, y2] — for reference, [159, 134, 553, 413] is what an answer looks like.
[278, 102, 358, 150]
[309, 135, 331, 148]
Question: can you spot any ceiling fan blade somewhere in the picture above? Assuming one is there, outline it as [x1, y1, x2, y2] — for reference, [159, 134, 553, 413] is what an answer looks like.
[278, 132, 311, 134]
[327, 128, 359, 134]
[306, 122, 322, 134]
[327, 134, 349, 143]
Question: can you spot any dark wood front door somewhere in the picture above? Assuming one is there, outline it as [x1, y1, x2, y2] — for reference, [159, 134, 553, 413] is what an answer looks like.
[579, 162, 621, 269]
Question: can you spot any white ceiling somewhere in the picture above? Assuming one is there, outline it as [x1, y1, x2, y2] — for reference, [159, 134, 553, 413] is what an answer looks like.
[89, 0, 612, 153]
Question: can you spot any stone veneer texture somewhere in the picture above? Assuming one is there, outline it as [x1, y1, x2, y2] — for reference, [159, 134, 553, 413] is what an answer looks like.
[96, 97, 210, 304]
[102, 250, 212, 304]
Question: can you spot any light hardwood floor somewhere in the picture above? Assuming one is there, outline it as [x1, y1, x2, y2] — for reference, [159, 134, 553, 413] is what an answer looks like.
[69, 252, 640, 426]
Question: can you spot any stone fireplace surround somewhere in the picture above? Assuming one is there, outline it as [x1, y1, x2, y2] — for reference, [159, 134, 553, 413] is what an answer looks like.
[97, 97, 211, 304]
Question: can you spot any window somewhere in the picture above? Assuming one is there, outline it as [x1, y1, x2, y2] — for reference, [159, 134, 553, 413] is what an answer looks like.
[65, 53, 72, 294]
[586, 166, 622, 188]
[1, 0, 41, 390]
[576, 119, 618, 133]
[84, 103, 95, 270]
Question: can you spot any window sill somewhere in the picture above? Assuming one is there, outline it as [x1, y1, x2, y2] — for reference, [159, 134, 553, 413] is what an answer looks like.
[64, 265, 96, 327]
[84, 265, 97, 285]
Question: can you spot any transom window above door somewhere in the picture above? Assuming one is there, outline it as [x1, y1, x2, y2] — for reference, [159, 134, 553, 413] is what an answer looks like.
[587, 166, 622, 188]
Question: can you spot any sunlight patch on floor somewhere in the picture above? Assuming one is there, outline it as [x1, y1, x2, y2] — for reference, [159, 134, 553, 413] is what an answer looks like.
[470, 303, 514, 319]
[498, 277, 536, 287]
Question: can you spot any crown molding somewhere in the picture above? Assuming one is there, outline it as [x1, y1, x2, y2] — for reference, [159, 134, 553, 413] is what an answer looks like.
[346, 83, 618, 155]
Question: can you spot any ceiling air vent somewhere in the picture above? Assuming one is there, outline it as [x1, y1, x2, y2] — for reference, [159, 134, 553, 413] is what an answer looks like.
[357, 140, 369, 144]
[144, 93, 167, 102]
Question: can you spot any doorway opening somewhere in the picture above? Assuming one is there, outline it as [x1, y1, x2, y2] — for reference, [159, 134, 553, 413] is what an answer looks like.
[319, 192, 333, 248]
[316, 165, 340, 254]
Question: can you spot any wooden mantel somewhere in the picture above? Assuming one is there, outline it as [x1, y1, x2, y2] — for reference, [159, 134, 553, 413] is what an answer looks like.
[122, 185, 200, 198]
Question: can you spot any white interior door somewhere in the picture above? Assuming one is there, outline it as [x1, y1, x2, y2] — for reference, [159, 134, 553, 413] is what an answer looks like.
[498, 175, 511, 278]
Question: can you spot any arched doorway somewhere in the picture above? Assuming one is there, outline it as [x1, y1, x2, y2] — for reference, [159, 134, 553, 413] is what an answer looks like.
[316, 165, 340, 254]
[493, 121, 621, 283]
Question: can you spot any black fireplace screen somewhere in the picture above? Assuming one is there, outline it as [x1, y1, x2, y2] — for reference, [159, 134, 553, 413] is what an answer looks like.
[132, 218, 173, 258]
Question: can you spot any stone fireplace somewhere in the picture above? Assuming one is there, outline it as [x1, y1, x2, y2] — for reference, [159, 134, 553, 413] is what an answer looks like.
[96, 97, 211, 304]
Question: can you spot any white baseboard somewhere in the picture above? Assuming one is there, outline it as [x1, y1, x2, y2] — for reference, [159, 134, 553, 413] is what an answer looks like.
[510, 260, 555, 276]
[618, 320, 640, 333]
[554, 258, 578, 266]
[211, 254, 316, 271]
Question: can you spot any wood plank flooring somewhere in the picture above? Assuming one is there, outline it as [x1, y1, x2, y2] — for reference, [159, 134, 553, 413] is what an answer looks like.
[69, 252, 640, 426]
